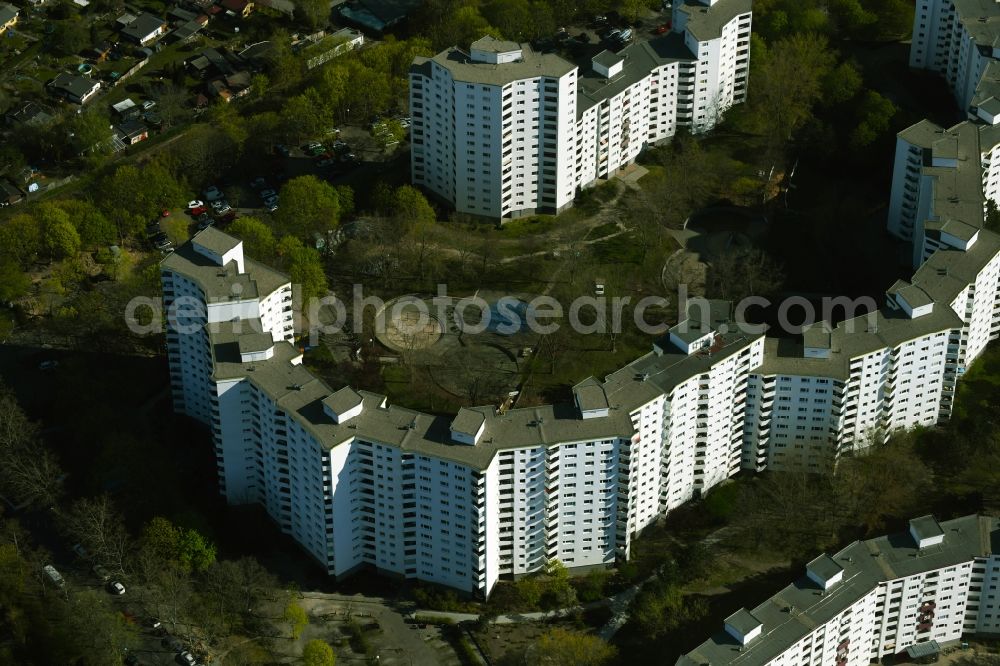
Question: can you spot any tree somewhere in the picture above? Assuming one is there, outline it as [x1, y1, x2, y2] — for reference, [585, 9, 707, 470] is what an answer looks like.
[229, 217, 277, 259]
[295, 0, 330, 30]
[822, 61, 863, 106]
[0, 214, 42, 267]
[284, 600, 309, 639]
[67, 108, 114, 161]
[391, 185, 436, 232]
[986, 199, 1000, 233]
[281, 92, 332, 143]
[54, 200, 115, 247]
[0, 259, 30, 303]
[747, 32, 837, 151]
[37, 204, 81, 260]
[277, 236, 328, 301]
[630, 581, 708, 640]
[849, 90, 896, 151]
[53, 20, 89, 56]
[707, 245, 784, 302]
[97, 163, 186, 242]
[530, 628, 616, 666]
[61, 496, 131, 574]
[274, 175, 341, 238]
[139, 517, 216, 574]
[302, 639, 336, 666]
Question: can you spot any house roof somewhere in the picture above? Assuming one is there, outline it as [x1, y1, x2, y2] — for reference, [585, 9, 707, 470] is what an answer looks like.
[6, 101, 53, 126]
[49, 72, 99, 100]
[0, 3, 19, 25]
[121, 12, 165, 41]
[116, 119, 147, 138]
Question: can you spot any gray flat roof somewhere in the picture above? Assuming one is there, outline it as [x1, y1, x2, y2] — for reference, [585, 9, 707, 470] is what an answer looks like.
[323, 386, 363, 415]
[911, 515, 945, 542]
[237, 332, 274, 354]
[417, 42, 575, 87]
[806, 554, 842, 581]
[725, 608, 762, 635]
[573, 379, 609, 412]
[451, 407, 485, 435]
[471, 35, 520, 53]
[676, 0, 753, 42]
[161, 238, 289, 302]
[194, 227, 241, 256]
[680, 514, 1000, 666]
[592, 50, 623, 68]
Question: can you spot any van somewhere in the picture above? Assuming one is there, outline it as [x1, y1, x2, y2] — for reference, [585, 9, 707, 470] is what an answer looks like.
[43, 564, 65, 587]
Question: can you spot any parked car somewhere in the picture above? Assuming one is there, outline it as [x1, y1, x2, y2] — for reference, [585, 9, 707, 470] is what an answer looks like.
[197, 219, 213, 231]
[211, 200, 230, 213]
[154, 238, 173, 251]
[655, 23, 669, 34]
[203, 186, 222, 202]
[619, 28, 633, 41]
[43, 564, 65, 587]
[93, 564, 111, 582]
[317, 157, 336, 168]
[332, 140, 350, 154]
[107, 580, 126, 595]
[176, 651, 197, 666]
[190, 206, 208, 217]
[250, 177, 267, 190]
[274, 144, 290, 157]
[263, 195, 278, 207]
[161, 208, 171, 217]
[259, 189, 276, 200]
[142, 100, 156, 110]
[187, 200, 204, 209]
[266, 201, 278, 213]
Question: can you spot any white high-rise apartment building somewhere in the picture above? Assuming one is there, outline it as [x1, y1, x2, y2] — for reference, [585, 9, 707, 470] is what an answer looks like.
[409, 0, 751, 219]
[909, 0, 1000, 112]
[679, 514, 1000, 666]
[163, 220, 1000, 595]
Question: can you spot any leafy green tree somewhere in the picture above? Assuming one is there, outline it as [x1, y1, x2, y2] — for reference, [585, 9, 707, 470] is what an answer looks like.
[228, 217, 277, 259]
[0, 214, 42, 267]
[295, 0, 330, 30]
[38, 204, 81, 260]
[0, 259, 31, 303]
[849, 90, 896, 150]
[986, 199, 1000, 233]
[140, 517, 216, 573]
[281, 91, 332, 143]
[284, 600, 309, 639]
[277, 236, 328, 301]
[53, 20, 89, 56]
[302, 639, 336, 666]
[631, 582, 707, 640]
[747, 32, 837, 150]
[275, 175, 341, 238]
[822, 61, 863, 105]
[67, 108, 114, 161]
[391, 185, 436, 231]
[97, 163, 186, 242]
[335, 185, 355, 219]
[54, 200, 116, 247]
[531, 628, 616, 666]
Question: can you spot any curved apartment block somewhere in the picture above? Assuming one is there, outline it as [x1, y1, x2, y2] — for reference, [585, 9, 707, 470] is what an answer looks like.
[162, 211, 1000, 597]
[680, 514, 1000, 666]
[408, 0, 752, 219]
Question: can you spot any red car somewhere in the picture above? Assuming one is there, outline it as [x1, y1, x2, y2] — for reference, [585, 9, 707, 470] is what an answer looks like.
[655, 23, 670, 34]
[190, 205, 208, 217]
[161, 209, 171, 217]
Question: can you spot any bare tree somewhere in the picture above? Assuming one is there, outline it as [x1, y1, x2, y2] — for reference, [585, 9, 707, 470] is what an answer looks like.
[61, 496, 132, 574]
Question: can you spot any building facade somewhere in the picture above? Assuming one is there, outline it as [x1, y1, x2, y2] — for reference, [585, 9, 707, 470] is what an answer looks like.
[679, 515, 1000, 666]
[409, 0, 752, 219]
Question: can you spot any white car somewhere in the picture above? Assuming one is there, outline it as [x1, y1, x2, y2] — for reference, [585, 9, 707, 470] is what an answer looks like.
[107, 580, 125, 595]
[142, 100, 156, 110]
[187, 200, 204, 209]
[177, 651, 197, 666]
